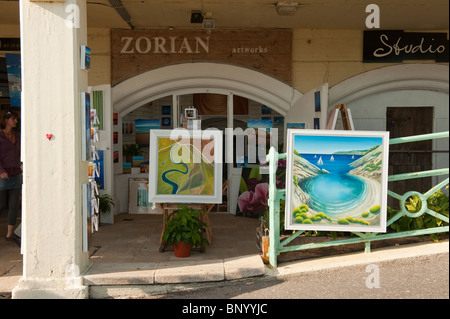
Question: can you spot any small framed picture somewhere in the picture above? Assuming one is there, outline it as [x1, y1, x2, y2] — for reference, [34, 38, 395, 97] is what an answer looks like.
[162, 105, 171, 115]
[262, 105, 271, 114]
[80, 45, 91, 71]
[162, 117, 171, 127]
[184, 107, 197, 119]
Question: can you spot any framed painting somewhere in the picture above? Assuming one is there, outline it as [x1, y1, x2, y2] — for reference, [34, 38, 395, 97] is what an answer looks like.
[285, 129, 389, 233]
[148, 129, 223, 203]
[184, 107, 198, 119]
[135, 119, 160, 145]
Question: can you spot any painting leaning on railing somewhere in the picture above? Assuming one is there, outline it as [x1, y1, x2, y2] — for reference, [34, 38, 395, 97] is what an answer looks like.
[265, 131, 449, 268]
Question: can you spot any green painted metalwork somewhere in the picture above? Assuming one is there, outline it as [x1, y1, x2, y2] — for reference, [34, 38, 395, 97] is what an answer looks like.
[266, 131, 449, 268]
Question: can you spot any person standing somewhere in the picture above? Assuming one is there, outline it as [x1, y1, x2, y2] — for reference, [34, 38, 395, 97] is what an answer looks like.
[0, 109, 22, 247]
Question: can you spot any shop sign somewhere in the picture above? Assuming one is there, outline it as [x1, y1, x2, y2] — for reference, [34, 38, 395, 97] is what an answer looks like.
[363, 30, 449, 63]
[0, 38, 20, 52]
[120, 36, 210, 54]
[111, 30, 292, 85]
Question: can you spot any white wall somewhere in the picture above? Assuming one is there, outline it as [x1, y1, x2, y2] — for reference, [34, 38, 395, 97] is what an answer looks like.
[328, 64, 449, 186]
[343, 89, 449, 185]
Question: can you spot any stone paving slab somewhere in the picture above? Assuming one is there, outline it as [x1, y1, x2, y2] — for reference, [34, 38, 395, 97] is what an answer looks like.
[83, 254, 266, 288]
[224, 255, 266, 280]
[84, 262, 158, 285]
[154, 259, 225, 284]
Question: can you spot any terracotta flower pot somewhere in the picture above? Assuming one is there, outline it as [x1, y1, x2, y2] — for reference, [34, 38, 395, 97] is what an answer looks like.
[173, 241, 192, 258]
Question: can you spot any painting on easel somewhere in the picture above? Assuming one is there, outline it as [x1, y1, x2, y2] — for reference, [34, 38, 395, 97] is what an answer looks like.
[148, 129, 223, 204]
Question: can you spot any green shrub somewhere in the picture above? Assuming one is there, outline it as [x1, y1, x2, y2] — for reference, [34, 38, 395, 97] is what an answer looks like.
[388, 187, 449, 241]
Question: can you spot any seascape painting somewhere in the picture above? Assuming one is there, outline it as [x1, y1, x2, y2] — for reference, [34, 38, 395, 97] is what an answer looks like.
[5, 53, 21, 107]
[135, 119, 160, 145]
[148, 129, 223, 203]
[285, 130, 389, 232]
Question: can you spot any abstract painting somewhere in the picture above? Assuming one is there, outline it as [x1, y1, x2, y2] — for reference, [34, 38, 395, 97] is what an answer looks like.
[148, 129, 223, 203]
[285, 129, 389, 232]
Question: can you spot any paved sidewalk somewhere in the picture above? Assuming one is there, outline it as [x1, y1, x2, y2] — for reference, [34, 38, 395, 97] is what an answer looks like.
[86, 238, 448, 299]
[1, 213, 265, 298]
[0, 213, 22, 299]
[1, 212, 448, 299]
[268, 239, 449, 278]
[84, 254, 265, 285]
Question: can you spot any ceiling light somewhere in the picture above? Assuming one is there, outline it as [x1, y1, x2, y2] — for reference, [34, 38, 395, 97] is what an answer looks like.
[276, 1, 299, 16]
[190, 10, 204, 23]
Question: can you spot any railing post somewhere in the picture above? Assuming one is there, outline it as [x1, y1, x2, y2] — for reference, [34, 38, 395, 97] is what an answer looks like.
[267, 147, 280, 268]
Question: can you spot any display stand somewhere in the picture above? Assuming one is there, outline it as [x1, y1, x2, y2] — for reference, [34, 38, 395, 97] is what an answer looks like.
[326, 104, 354, 130]
[89, 109, 101, 233]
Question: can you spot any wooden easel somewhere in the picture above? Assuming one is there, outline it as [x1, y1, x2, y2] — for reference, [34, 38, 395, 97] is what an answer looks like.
[326, 104, 354, 130]
[157, 180, 228, 252]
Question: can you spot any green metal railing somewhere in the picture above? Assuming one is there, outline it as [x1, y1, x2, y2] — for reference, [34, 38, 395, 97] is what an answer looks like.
[266, 131, 449, 268]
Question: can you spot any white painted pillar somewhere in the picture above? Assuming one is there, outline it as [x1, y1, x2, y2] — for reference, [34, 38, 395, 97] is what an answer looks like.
[13, 0, 89, 299]
[227, 93, 234, 213]
[172, 94, 179, 128]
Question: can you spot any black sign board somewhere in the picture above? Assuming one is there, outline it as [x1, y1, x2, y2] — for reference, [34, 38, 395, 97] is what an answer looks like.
[0, 38, 20, 51]
[363, 31, 448, 63]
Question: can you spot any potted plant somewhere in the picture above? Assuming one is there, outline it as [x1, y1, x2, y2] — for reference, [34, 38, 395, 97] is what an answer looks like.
[162, 206, 208, 257]
[95, 193, 115, 215]
[123, 144, 143, 163]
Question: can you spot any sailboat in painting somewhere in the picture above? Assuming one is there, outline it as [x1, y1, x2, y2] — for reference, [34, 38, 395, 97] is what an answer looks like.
[317, 156, 323, 165]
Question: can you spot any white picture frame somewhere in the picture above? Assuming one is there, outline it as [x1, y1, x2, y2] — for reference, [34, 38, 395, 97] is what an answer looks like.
[285, 129, 390, 233]
[184, 107, 197, 119]
[80, 45, 91, 71]
[81, 91, 91, 161]
[82, 182, 91, 252]
[148, 129, 223, 203]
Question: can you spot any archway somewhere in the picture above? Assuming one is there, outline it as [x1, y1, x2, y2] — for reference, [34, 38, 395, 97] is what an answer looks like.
[112, 62, 302, 117]
[329, 64, 449, 106]
[111, 62, 302, 215]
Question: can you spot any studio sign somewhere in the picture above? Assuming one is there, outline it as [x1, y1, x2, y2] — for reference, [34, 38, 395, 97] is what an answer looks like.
[363, 30, 449, 63]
